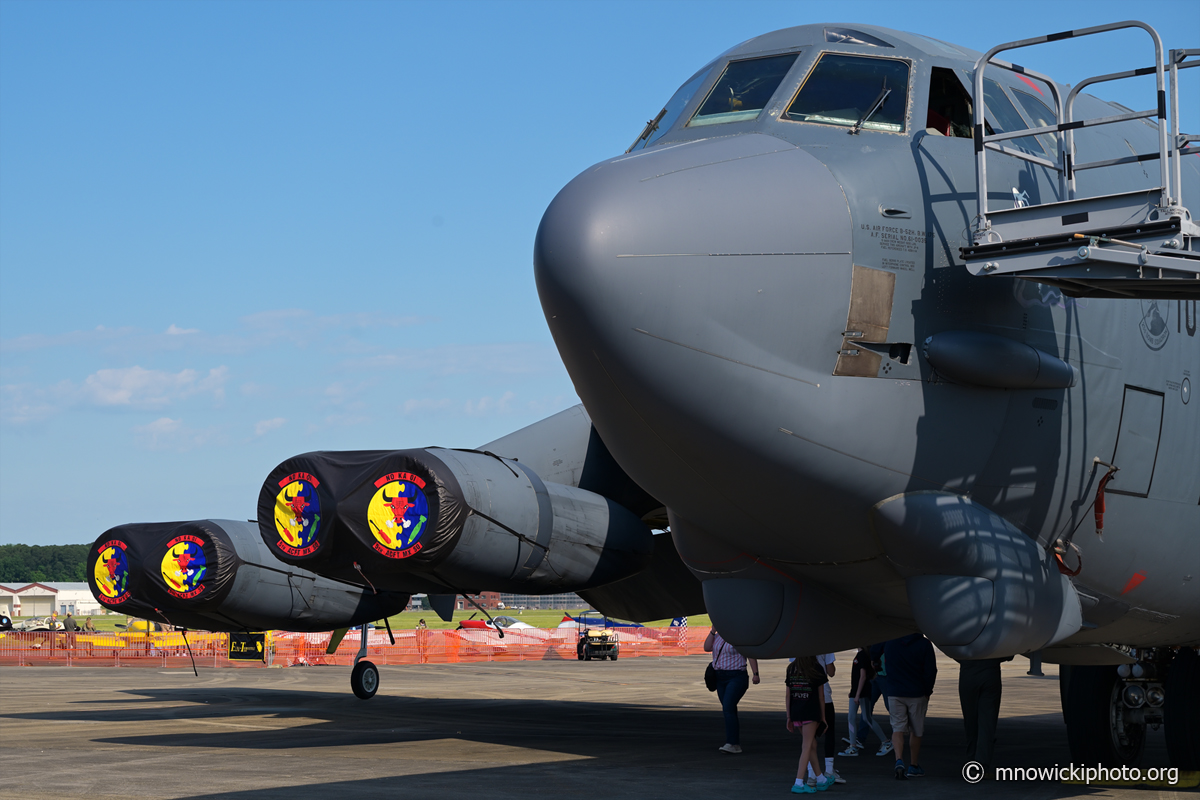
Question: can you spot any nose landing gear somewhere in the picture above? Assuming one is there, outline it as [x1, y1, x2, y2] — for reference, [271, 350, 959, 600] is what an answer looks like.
[1063, 647, 1199, 768]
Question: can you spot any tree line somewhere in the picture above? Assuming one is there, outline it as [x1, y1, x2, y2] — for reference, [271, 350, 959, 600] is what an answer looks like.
[0, 544, 90, 584]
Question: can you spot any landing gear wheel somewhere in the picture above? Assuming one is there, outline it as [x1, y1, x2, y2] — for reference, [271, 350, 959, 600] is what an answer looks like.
[1165, 648, 1200, 769]
[1064, 664, 1144, 765]
[351, 659, 379, 700]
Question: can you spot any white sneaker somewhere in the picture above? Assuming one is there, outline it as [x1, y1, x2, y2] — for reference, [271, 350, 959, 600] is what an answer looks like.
[876, 741, 894, 756]
[837, 745, 860, 757]
[718, 743, 742, 754]
[833, 770, 846, 785]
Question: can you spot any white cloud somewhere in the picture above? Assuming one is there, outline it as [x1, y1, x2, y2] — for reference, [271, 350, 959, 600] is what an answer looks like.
[254, 417, 286, 436]
[0, 326, 138, 354]
[464, 391, 516, 416]
[402, 398, 453, 415]
[0, 380, 74, 424]
[132, 417, 222, 451]
[341, 343, 559, 377]
[0, 310, 427, 357]
[81, 365, 228, 408]
[2, 366, 230, 425]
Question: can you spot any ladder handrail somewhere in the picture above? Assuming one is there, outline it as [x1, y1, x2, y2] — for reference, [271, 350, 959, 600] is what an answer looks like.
[972, 21, 1170, 244]
[1170, 50, 1200, 210]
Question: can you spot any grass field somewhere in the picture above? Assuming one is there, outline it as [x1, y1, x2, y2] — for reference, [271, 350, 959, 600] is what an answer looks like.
[380, 609, 712, 630]
[12, 610, 713, 633]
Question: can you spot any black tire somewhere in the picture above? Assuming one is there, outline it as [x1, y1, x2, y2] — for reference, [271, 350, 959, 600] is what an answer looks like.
[351, 659, 379, 700]
[1064, 664, 1144, 765]
[583, 644, 592, 661]
[1165, 648, 1200, 770]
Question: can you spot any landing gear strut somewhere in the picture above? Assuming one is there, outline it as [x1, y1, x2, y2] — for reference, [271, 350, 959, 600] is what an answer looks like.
[1063, 647, 1200, 768]
[350, 623, 378, 700]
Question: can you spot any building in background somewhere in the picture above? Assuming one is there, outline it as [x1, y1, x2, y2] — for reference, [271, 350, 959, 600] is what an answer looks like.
[499, 593, 586, 610]
[2, 582, 104, 617]
[407, 591, 502, 612]
[44, 583, 102, 616]
[0, 585, 19, 617]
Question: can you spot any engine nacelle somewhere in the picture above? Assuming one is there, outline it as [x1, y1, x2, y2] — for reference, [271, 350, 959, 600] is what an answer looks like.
[258, 448, 653, 594]
[87, 519, 408, 632]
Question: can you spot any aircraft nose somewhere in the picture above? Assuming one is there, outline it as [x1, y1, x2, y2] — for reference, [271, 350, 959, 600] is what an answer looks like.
[534, 132, 855, 546]
[535, 133, 853, 390]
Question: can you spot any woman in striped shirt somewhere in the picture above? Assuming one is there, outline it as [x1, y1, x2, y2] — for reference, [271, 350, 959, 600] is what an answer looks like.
[704, 629, 760, 754]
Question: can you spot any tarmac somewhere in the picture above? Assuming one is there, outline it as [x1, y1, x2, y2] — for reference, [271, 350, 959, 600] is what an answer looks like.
[0, 649, 1191, 799]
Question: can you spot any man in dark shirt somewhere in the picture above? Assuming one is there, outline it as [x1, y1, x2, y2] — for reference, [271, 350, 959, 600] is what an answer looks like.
[883, 633, 937, 779]
[959, 656, 1012, 775]
[63, 613, 79, 632]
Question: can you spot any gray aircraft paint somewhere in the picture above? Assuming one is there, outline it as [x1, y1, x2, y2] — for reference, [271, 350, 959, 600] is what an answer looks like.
[535, 23, 1199, 659]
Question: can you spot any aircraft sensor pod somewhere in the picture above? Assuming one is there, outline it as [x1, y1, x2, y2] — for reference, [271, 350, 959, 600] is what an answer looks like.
[871, 492, 1083, 660]
[258, 448, 655, 595]
[923, 330, 1078, 390]
[89, 520, 409, 632]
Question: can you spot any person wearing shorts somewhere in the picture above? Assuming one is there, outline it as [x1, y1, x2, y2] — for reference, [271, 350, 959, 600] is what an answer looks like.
[883, 633, 937, 779]
[785, 656, 831, 793]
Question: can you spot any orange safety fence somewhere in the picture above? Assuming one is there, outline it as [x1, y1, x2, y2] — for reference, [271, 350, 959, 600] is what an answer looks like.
[0, 627, 713, 668]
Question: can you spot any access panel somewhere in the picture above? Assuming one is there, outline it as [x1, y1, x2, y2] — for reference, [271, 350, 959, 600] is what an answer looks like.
[1109, 386, 1165, 497]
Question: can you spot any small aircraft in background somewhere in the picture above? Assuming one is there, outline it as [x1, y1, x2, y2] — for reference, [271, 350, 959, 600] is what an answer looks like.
[457, 614, 535, 631]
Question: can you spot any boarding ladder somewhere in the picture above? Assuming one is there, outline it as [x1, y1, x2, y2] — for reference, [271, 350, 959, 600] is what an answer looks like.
[960, 21, 1200, 300]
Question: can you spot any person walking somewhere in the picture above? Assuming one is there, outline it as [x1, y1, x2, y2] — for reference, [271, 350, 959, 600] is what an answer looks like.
[959, 656, 1010, 775]
[883, 633, 937, 779]
[808, 653, 843, 784]
[786, 656, 832, 793]
[839, 646, 890, 757]
[870, 642, 891, 713]
[704, 628, 760, 754]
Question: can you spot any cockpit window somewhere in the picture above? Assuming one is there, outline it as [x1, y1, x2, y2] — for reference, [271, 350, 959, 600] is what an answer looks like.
[784, 54, 909, 133]
[688, 53, 799, 128]
[1011, 89, 1060, 159]
[824, 28, 893, 48]
[982, 79, 1045, 156]
[926, 67, 973, 138]
[629, 64, 716, 151]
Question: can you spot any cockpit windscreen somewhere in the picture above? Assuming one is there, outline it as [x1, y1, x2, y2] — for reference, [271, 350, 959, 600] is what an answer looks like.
[688, 53, 799, 128]
[630, 64, 716, 151]
[785, 54, 909, 133]
[982, 79, 1046, 156]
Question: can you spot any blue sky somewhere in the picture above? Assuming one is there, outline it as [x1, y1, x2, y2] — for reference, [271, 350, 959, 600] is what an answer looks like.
[1, 0, 1196, 544]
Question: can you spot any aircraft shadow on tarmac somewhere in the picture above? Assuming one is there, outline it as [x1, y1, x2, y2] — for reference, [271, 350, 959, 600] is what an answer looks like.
[4, 673, 1172, 799]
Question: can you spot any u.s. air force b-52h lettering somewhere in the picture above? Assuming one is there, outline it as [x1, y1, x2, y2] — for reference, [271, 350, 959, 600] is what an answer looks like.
[90, 21, 1199, 769]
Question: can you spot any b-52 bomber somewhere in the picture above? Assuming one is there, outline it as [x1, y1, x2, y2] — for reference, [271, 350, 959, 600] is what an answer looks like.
[89, 20, 1199, 769]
